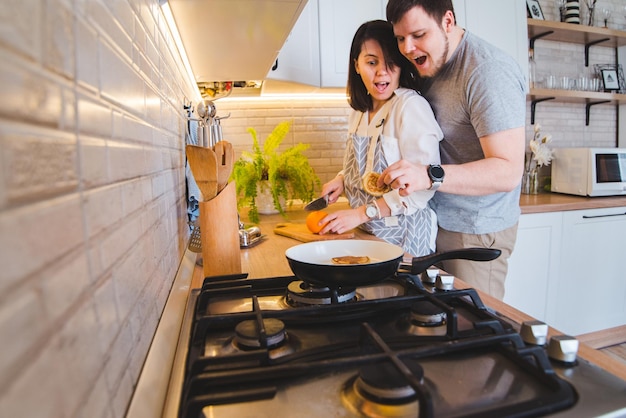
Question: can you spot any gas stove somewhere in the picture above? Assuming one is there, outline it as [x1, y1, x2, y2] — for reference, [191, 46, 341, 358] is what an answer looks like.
[162, 271, 626, 418]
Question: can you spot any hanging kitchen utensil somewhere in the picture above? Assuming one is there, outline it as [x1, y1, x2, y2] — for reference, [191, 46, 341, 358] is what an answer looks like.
[304, 195, 328, 211]
[196, 99, 216, 120]
[186, 144, 218, 201]
[213, 140, 234, 193]
[285, 240, 501, 287]
[188, 221, 202, 253]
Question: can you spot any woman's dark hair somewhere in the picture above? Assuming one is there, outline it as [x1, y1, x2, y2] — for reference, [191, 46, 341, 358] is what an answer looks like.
[386, 0, 456, 26]
[347, 20, 418, 112]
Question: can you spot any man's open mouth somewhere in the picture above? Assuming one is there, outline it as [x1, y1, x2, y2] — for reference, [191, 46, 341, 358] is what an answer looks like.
[414, 56, 427, 66]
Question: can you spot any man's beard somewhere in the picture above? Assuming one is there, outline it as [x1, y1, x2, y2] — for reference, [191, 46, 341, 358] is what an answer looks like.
[418, 33, 449, 79]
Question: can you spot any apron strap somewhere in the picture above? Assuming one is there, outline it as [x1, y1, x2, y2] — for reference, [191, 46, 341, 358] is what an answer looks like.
[364, 99, 393, 173]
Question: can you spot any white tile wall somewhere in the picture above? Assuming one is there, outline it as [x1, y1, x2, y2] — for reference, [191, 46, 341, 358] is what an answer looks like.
[0, 1, 198, 417]
[216, 97, 352, 184]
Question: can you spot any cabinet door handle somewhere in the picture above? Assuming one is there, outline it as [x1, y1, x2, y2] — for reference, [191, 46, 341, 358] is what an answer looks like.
[582, 211, 626, 219]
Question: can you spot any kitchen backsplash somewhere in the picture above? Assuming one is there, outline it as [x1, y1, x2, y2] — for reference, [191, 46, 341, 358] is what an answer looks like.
[0, 0, 197, 417]
[214, 96, 351, 184]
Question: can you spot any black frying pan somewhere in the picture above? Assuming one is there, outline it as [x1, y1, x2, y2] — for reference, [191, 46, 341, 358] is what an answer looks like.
[285, 240, 501, 287]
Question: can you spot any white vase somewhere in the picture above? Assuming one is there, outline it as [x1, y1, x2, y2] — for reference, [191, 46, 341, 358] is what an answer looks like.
[256, 181, 285, 214]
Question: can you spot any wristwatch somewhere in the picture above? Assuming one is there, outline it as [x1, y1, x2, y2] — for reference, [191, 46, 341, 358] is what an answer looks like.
[365, 203, 380, 220]
[427, 164, 445, 191]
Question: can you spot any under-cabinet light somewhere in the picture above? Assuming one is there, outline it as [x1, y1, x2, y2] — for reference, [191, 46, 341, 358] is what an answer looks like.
[160, 1, 201, 101]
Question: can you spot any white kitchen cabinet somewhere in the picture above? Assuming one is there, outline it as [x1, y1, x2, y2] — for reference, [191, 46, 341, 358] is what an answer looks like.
[552, 207, 626, 336]
[504, 212, 562, 322]
[506, 206, 626, 336]
[453, 0, 528, 82]
[266, 0, 321, 86]
[269, 0, 527, 88]
[318, 0, 387, 86]
[267, 0, 386, 87]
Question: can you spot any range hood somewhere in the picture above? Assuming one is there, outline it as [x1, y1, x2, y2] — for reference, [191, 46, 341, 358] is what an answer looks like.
[163, 0, 308, 84]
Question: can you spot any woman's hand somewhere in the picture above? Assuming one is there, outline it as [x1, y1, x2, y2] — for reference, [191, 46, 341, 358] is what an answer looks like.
[379, 160, 429, 196]
[321, 175, 345, 204]
[318, 208, 365, 235]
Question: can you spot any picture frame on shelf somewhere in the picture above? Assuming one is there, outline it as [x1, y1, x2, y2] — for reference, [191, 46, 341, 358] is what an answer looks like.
[526, 0, 545, 19]
[594, 64, 626, 93]
[601, 69, 620, 91]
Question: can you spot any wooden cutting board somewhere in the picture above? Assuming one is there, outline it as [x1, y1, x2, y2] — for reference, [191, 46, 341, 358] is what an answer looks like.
[273, 222, 355, 242]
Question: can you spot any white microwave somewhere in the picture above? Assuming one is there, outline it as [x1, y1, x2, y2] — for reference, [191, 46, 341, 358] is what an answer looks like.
[551, 147, 626, 197]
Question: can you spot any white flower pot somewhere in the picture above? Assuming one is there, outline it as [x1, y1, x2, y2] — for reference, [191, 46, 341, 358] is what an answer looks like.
[256, 181, 285, 214]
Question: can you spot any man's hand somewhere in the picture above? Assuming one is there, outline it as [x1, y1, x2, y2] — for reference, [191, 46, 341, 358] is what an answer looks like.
[379, 160, 430, 196]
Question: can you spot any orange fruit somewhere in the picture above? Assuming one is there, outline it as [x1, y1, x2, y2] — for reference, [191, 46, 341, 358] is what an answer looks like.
[306, 210, 329, 234]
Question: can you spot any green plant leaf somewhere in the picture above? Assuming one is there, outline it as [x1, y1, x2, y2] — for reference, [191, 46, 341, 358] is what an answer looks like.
[230, 120, 320, 224]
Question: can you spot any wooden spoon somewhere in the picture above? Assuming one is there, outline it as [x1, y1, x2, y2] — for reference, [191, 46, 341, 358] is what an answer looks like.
[213, 140, 235, 193]
[186, 144, 218, 201]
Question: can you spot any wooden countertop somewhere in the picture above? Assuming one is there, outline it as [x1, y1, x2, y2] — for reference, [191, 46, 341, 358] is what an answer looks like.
[520, 193, 626, 214]
[192, 201, 626, 382]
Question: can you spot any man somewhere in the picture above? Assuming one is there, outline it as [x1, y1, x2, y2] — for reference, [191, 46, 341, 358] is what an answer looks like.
[379, 0, 527, 299]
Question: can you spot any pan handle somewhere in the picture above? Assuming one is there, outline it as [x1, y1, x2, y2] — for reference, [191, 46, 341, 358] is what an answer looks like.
[403, 247, 502, 275]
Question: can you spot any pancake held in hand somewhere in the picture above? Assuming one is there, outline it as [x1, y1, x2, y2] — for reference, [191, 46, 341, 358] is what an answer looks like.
[362, 172, 391, 197]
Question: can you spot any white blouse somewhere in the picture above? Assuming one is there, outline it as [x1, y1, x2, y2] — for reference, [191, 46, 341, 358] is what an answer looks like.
[348, 87, 443, 217]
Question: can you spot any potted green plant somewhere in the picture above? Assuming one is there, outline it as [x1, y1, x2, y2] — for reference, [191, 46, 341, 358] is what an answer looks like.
[231, 120, 320, 224]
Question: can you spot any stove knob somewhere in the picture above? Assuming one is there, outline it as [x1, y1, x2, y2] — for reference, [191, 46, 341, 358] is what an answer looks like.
[547, 335, 579, 364]
[435, 274, 454, 291]
[520, 320, 548, 345]
[421, 268, 439, 285]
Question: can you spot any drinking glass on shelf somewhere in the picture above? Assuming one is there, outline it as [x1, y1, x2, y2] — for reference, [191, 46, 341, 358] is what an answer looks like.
[584, 0, 597, 26]
[578, 75, 589, 91]
[560, 76, 573, 90]
[601, 6, 612, 28]
[556, 0, 567, 22]
[546, 75, 558, 89]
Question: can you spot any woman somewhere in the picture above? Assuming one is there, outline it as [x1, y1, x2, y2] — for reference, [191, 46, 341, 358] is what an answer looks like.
[317, 19, 443, 256]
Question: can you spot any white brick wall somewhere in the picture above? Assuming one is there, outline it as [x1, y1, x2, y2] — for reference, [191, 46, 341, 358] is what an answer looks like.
[215, 97, 352, 184]
[0, 0, 197, 417]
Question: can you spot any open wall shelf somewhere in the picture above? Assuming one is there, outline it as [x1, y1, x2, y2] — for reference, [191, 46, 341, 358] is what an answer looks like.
[527, 19, 626, 124]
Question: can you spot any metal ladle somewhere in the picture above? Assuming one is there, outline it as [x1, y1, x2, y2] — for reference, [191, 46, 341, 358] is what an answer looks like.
[197, 99, 216, 119]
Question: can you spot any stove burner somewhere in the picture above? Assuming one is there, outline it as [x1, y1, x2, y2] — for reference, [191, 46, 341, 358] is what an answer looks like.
[341, 361, 422, 417]
[285, 280, 356, 306]
[234, 318, 287, 349]
[410, 300, 446, 326]
[399, 300, 447, 336]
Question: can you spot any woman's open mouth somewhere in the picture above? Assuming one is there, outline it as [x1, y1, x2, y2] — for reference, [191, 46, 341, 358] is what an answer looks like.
[374, 82, 390, 93]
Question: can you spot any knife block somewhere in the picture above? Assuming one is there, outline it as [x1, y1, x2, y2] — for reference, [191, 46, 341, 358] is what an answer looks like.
[199, 181, 242, 278]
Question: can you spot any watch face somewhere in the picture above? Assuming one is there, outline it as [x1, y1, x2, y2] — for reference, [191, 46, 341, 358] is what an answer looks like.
[366, 205, 377, 218]
[429, 165, 445, 180]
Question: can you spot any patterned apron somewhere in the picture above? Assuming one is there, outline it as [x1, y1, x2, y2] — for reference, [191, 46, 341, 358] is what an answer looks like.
[342, 103, 436, 257]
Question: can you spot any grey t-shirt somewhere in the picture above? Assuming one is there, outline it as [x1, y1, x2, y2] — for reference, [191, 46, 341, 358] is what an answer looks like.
[421, 31, 526, 234]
